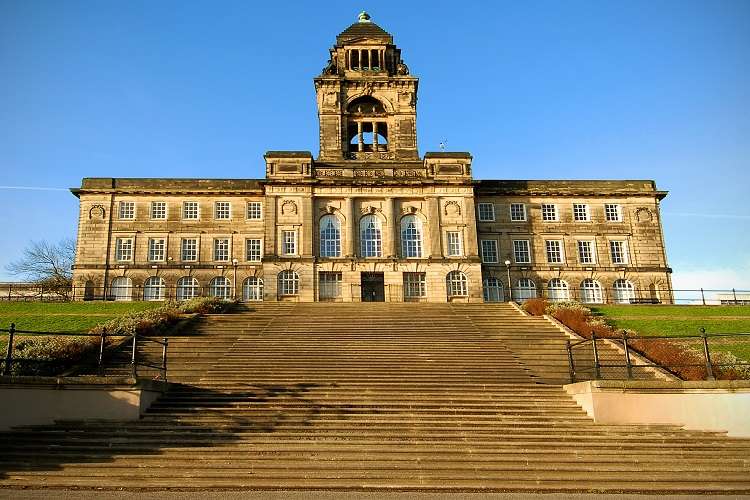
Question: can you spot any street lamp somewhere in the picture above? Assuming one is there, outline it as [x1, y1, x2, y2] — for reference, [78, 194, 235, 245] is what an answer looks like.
[504, 259, 512, 302]
[232, 258, 239, 299]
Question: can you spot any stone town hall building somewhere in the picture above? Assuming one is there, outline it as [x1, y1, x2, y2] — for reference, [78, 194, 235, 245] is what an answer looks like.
[71, 13, 673, 304]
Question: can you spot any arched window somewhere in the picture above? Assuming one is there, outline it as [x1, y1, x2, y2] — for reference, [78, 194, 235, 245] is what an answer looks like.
[547, 278, 570, 302]
[110, 277, 132, 301]
[143, 277, 165, 301]
[483, 277, 504, 302]
[209, 276, 231, 299]
[243, 277, 264, 301]
[580, 279, 604, 304]
[613, 279, 635, 304]
[360, 215, 382, 257]
[513, 278, 537, 302]
[278, 270, 299, 296]
[400, 215, 423, 258]
[176, 276, 199, 301]
[319, 215, 341, 258]
[446, 271, 468, 297]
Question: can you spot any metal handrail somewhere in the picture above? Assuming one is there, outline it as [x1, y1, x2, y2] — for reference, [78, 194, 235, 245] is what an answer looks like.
[566, 329, 750, 383]
[1, 323, 168, 381]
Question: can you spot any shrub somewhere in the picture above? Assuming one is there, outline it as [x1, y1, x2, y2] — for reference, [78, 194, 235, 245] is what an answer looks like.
[177, 297, 236, 314]
[4, 299, 235, 377]
[7, 335, 99, 376]
[522, 298, 547, 316]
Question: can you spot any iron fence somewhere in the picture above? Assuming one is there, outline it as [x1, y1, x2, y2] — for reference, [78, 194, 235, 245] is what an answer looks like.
[566, 329, 750, 383]
[1, 323, 168, 380]
[0, 282, 749, 306]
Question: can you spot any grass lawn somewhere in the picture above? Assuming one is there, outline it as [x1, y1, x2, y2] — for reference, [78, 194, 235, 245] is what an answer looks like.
[591, 305, 750, 363]
[0, 301, 163, 334]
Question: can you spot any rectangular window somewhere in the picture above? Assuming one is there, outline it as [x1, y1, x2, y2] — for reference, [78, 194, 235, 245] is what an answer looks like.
[282, 231, 296, 255]
[605, 204, 622, 222]
[573, 203, 590, 221]
[403, 272, 427, 299]
[214, 238, 230, 261]
[214, 201, 231, 220]
[246, 202, 262, 220]
[181, 238, 198, 261]
[447, 231, 462, 256]
[545, 240, 564, 264]
[510, 203, 527, 222]
[480, 239, 499, 263]
[148, 238, 166, 262]
[246, 238, 262, 262]
[577, 240, 596, 264]
[119, 201, 135, 220]
[319, 272, 342, 300]
[183, 201, 199, 220]
[610, 240, 629, 265]
[477, 203, 495, 222]
[541, 204, 558, 221]
[115, 238, 133, 261]
[513, 240, 531, 264]
[150, 201, 167, 220]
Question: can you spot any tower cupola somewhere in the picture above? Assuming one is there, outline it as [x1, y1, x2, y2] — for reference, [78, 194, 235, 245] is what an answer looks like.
[314, 13, 419, 162]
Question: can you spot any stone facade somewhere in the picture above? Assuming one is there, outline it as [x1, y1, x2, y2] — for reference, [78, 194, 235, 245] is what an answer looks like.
[70, 13, 673, 304]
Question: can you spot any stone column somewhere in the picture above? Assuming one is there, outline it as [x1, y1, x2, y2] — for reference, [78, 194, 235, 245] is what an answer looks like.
[464, 196, 479, 257]
[373, 122, 378, 150]
[427, 197, 442, 257]
[345, 197, 356, 257]
[357, 121, 364, 152]
[302, 195, 313, 258]
[384, 197, 395, 258]
[264, 195, 277, 257]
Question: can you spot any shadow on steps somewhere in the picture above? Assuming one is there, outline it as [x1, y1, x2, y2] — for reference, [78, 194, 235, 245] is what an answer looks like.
[0, 380, 353, 480]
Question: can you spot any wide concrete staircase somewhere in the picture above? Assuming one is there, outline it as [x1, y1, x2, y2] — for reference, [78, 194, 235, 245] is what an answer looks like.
[1, 303, 749, 492]
[455, 304, 665, 384]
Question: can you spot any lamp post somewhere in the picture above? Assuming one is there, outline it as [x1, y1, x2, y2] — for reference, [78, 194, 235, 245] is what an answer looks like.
[232, 258, 238, 299]
[504, 259, 512, 302]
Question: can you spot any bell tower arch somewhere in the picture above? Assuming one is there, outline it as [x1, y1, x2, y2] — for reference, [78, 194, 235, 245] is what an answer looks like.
[314, 12, 419, 162]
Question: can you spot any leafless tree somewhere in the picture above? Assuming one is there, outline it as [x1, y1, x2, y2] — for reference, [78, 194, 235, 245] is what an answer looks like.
[5, 239, 76, 297]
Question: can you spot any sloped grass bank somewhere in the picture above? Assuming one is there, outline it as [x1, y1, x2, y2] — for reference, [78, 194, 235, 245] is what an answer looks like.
[0, 301, 164, 333]
[523, 300, 750, 380]
[591, 305, 750, 363]
[1, 298, 235, 376]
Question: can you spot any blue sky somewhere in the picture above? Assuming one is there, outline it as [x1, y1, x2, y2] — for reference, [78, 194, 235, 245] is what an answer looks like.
[1, 0, 748, 290]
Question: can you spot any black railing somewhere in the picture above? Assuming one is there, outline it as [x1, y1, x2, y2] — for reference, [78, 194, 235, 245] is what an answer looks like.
[1, 323, 168, 381]
[566, 329, 750, 383]
[509, 287, 750, 305]
[0, 283, 749, 305]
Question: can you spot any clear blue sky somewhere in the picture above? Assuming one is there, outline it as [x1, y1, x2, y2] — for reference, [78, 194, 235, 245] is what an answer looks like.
[1, 0, 748, 289]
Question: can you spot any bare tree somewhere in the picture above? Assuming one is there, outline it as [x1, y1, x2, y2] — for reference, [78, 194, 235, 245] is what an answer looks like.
[5, 238, 76, 297]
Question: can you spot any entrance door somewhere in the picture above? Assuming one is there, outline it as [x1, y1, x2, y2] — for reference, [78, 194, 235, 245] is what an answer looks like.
[361, 272, 385, 302]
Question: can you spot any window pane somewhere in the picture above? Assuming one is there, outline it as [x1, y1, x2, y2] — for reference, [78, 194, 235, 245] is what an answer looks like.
[319, 216, 341, 257]
[513, 240, 530, 263]
[400, 215, 422, 258]
[510, 203, 526, 221]
[319, 272, 342, 300]
[403, 272, 426, 298]
[481, 240, 498, 263]
[246, 202, 262, 220]
[360, 215, 382, 257]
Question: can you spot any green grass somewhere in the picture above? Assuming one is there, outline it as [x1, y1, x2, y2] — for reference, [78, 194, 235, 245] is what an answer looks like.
[0, 301, 163, 334]
[590, 305, 750, 363]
